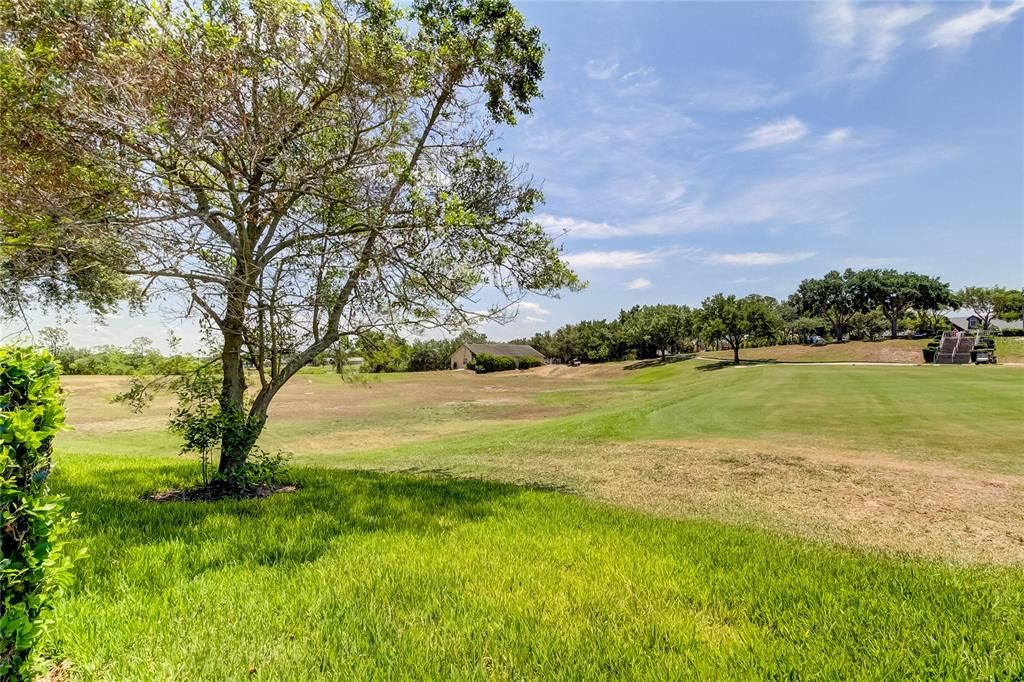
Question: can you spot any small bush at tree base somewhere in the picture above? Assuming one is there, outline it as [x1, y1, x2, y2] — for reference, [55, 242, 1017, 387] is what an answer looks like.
[0, 347, 78, 680]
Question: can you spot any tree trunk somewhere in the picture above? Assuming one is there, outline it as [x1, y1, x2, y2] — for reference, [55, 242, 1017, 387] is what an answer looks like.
[732, 339, 740, 365]
[218, 324, 252, 476]
[889, 315, 899, 340]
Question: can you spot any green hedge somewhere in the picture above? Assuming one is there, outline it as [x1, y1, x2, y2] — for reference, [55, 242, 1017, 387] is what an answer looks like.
[472, 353, 544, 373]
[1, 348, 76, 680]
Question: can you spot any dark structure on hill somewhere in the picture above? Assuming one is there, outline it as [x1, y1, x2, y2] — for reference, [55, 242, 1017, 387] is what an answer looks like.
[449, 343, 545, 370]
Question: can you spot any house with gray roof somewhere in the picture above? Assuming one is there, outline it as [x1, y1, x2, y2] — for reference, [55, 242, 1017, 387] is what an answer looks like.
[449, 343, 545, 370]
[948, 315, 1023, 333]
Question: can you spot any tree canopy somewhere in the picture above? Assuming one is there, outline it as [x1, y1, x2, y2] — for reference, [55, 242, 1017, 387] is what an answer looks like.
[851, 269, 955, 339]
[791, 269, 859, 342]
[1, 0, 579, 482]
[958, 286, 1019, 328]
[697, 294, 781, 364]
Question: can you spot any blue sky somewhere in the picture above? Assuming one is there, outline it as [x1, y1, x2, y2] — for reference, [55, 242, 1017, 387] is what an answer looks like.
[7, 1, 1022, 350]
[483, 0, 1023, 339]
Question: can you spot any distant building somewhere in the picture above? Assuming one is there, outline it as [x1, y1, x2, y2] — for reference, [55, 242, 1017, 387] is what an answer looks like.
[449, 343, 545, 370]
[948, 315, 1023, 333]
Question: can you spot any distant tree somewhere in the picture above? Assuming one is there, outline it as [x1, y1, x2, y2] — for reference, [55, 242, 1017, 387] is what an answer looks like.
[847, 309, 889, 341]
[128, 336, 154, 357]
[619, 304, 691, 358]
[792, 269, 861, 342]
[956, 287, 1003, 329]
[698, 294, 781, 364]
[852, 270, 955, 339]
[993, 288, 1023, 322]
[37, 327, 69, 357]
[2, 0, 579, 483]
[357, 333, 412, 373]
[784, 317, 825, 344]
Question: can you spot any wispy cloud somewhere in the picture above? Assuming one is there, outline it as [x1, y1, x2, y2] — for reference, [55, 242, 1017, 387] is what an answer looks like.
[626, 277, 652, 290]
[811, 1, 932, 81]
[524, 316, 547, 324]
[564, 250, 662, 270]
[524, 103, 697, 161]
[822, 128, 853, 147]
[518, 301, 552, 316]
[737, 116, 809, 150]
[584, 58, 619, 80]
[536, 214, 629, 239]
[706, 251, 815, 267]
[619, 67, 660, 92]
[929, 0, 1024, 50]
[686, 79, 792, 112]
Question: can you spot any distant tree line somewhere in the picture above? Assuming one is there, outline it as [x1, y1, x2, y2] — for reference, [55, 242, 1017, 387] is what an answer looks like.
[36, 329, 202, 375]
[33, 275, 1022, 373]
[510, 272, 1022, 365]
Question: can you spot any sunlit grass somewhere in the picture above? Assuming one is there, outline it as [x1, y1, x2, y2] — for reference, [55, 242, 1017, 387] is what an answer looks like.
[48, 361, 1024, 677]
[50, 459, 1024, 680]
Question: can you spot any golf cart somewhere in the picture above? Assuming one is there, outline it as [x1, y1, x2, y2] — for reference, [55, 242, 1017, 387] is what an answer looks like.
[975, 350, 995, 365]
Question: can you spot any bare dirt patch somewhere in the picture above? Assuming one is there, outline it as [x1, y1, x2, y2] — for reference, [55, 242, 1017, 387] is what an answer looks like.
[488, 439, 1024, 565]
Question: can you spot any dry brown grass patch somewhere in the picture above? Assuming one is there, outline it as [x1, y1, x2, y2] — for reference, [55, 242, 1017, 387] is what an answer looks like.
[447, 439, 1024, 565]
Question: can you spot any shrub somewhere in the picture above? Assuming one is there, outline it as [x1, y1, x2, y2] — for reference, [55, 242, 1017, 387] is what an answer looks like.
[472, 353, 530, 373]
[517, 356, 544, 369]
[0, 348, 78, 680]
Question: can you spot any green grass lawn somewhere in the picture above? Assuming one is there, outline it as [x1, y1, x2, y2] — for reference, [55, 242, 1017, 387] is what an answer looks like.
[47, 361, 1024, 678]
[331, 361, 1024, 475]
[700, 339, 927, 363]
[997, 336, 1024, 362]
[51, 459, 1024, 680]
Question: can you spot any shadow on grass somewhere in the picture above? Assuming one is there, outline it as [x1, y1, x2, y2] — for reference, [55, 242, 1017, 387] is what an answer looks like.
[694, 359, 781, 372]
[623, 354, 696, 371]
[54, 462, 527, 578]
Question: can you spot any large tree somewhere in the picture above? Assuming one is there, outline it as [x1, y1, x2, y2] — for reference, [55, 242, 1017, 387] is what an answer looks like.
[698, 294, 781, 365]
[619, 304, 691, 358]
[791, 269, 860, 342]
[993, 288, 1023, 322]
[1, 0, 578, 482]
[852, 269, 956, 339]
[956, 286, 1004, 329]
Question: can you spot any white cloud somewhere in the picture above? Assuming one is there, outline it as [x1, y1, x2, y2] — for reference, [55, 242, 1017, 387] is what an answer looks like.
[823, 128, 852, 147]
[584, 58, 619, 80]
[524, 104, 698, 160]
[619, 67, 660, 92]
[626, 277, 652, 290]
[737, 117, 809, 151]
[706, 251, 815, 267]
[687, 80, 792, 112]
[536, 214, 629, 239]
[518, 301, 551, 316]
[929, 0, 1024, 50]
[524, 316, 547, 324]
[564, 250, 661, 270]
[811, 2, 932, 80]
